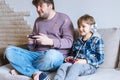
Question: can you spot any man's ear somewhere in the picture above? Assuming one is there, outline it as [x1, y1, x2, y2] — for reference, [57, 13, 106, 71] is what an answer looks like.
[48, 3, 53, 9]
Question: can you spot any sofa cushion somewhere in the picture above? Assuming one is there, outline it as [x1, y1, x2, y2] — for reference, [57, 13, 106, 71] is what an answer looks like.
[76, 68, 120, 80]
[117, 28, 120, 68]
[117, 45, 120, 68]
[98, 28, 119, 68]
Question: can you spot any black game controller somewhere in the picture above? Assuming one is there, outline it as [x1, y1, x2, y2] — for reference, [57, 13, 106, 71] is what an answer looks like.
[28, 34, 37, 39]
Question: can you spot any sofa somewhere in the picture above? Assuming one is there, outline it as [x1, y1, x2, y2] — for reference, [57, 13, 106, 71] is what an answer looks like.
[0, 27, 120, 80]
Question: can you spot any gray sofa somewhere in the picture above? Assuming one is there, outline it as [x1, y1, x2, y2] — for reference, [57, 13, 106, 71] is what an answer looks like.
[0, 27, 120, 80]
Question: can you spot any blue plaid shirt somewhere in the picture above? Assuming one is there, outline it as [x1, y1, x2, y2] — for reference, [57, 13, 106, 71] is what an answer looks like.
[70, 31, 104, 68]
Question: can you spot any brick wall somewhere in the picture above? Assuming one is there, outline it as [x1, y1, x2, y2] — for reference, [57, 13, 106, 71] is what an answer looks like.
[0, 0, 32, 65]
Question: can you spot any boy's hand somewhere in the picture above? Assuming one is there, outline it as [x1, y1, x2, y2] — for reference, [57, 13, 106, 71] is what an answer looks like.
[65, 56, 78, 64]
[75, 59, 87, 64]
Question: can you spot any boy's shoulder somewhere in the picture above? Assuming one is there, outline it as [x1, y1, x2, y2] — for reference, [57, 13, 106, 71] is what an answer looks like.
[92, 31, 102, 39]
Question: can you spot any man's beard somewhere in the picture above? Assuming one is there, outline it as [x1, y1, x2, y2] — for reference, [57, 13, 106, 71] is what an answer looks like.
[39, 13, 49, 19]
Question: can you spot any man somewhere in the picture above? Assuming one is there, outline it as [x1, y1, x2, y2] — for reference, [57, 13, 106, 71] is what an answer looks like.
[5, 0, 74, 80]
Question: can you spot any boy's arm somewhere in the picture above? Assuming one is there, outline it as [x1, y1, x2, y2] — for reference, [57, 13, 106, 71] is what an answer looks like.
[86, 38, 104, 67]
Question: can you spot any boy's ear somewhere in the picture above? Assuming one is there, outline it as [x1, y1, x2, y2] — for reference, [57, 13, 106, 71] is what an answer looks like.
[90, 25, 94, 31]
[90, 24, 97, 32]
[91, 25, 94, 29]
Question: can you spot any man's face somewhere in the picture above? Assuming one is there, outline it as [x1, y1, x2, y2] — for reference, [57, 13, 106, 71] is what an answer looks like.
[35, 3, 51, 19]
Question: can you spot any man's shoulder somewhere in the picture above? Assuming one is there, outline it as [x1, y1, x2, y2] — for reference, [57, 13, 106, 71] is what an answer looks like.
[56, 12, 70, 18]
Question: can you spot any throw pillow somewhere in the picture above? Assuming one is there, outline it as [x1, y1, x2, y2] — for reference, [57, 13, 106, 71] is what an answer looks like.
[98, 28, 119, 68]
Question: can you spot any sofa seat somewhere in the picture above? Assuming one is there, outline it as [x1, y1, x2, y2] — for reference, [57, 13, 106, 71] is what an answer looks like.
[0, 64, 120, 80]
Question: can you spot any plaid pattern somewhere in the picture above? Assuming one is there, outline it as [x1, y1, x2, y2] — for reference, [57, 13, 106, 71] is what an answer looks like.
[70, 31, 104, 68]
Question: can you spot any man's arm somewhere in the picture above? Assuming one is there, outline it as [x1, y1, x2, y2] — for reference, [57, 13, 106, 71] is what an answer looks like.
[52, 18, 74, 49]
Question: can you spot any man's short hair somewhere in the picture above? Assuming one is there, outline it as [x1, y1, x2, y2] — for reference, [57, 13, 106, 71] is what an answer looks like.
[32, 0, 55, 10]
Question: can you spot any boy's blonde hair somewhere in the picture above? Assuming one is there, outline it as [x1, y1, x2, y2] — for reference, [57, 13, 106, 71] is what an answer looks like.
[77, 14, 96, 28]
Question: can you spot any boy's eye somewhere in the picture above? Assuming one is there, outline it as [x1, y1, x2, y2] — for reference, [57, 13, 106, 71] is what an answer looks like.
[83, 26, 86, 28]
[80, 25, 85, 28]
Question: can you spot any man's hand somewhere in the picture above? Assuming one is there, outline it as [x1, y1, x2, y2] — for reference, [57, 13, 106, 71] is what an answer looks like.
[34, 33, 54, 46]
[27, 35, 34, 44]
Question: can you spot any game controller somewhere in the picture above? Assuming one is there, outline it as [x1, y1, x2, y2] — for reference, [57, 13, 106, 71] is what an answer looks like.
[28, 34, 37, 39]
[65, 57, 78, 64]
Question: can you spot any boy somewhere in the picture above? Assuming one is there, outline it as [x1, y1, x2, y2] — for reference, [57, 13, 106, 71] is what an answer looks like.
[53, 14, 104, 80]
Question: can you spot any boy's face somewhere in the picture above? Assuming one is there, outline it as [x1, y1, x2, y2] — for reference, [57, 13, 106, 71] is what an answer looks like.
[78, 21, 91, 36]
